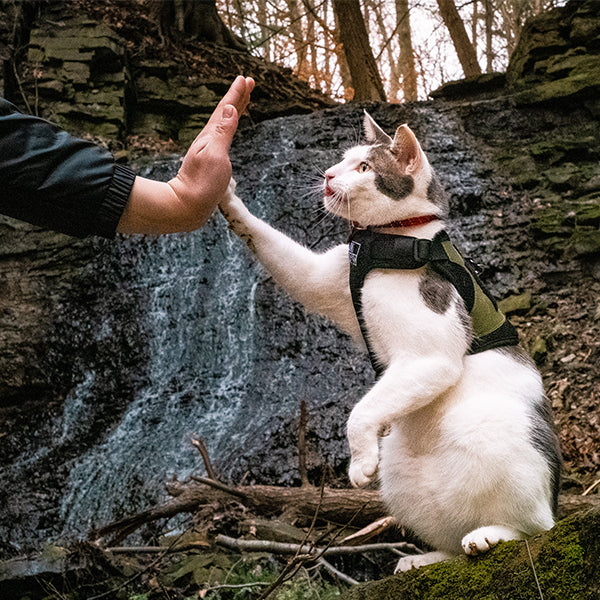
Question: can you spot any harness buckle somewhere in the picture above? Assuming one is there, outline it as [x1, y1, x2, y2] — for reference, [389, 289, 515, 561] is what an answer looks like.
[413, 239, 431, 264]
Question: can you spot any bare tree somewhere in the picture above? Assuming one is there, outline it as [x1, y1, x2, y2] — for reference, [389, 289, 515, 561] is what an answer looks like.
[396, 0, 418, 101]
[286, 0, 309, 79]
[484, 0, 494, 72]
[331, 0, 386, 101]
[152, 0, 245, 50]
[436, 0, 482, 77]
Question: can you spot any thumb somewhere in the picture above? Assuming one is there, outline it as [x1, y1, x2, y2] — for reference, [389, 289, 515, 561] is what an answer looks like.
[210, 104, 239, 153]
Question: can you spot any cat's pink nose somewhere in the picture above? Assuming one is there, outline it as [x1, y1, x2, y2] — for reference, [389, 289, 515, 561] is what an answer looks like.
[324, 172, 335, 196]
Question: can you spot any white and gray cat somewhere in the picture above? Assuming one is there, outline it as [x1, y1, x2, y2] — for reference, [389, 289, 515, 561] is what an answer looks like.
[219, 112, 561, 571]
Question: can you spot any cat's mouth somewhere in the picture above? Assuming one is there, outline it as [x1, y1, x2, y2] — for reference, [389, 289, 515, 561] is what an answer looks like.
[324, 183, 334, 197]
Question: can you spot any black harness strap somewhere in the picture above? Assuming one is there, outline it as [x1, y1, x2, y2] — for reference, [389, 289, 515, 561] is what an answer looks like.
[348, 228, 519, 377]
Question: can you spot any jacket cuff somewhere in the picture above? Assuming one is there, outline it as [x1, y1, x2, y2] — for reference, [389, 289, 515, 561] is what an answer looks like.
[96, 163, 137, 237]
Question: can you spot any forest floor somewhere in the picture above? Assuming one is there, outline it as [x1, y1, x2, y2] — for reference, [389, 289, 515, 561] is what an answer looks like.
[515, 274, 600, 493]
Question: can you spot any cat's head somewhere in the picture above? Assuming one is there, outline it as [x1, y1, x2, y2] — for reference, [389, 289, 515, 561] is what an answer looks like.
[323, 112, 448, 227]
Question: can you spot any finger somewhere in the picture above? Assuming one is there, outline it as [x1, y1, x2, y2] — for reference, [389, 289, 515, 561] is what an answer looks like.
[203, 76, 251, 136]
[203, 104, 239, 155]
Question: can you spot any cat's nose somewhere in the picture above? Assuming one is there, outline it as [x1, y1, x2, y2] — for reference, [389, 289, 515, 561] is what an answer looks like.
[325, 171, 335, 181]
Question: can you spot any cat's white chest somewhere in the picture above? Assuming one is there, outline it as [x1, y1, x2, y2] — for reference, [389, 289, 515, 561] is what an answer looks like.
[358, 268, 463, 367]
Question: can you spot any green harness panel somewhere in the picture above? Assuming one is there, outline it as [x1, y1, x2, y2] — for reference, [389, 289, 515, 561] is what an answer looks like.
[348, 228, 519, 377]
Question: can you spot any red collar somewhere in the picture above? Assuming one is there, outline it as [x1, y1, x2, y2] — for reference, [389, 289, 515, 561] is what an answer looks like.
[352, 214, 440, 230]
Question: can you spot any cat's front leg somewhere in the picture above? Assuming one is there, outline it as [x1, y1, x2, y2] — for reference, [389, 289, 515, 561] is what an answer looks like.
[218, 180, 360, 336]
[346, 355, 463, 487]
[347, 405, 381, 487]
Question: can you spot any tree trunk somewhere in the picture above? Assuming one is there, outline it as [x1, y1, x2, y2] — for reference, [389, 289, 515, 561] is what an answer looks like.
[331, 0, 386, 101]
[152, 0, 246, 50]
[286, 0, 309, 80]
[257, 0, 271, 62]
[370, 0, 399, 100]
[436, 0, 482, 77]
[396, 0, 418, 101]
[485, 0, 494, 72]
[302, 0, 344, 97]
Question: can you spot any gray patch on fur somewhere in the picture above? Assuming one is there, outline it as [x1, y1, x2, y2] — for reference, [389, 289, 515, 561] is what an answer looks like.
[368, 145, 414, 201]
[529, 397, 562, 516]
[419, 266, 453, 314]
[427, 173, 449, 215]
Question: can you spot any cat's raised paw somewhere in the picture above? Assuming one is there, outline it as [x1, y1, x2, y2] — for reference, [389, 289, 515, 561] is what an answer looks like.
[461, 526, 522, 556]
[348, 458, 378, 487]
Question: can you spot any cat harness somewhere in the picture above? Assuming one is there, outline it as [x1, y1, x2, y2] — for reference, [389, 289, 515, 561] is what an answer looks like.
[348, 228, 519, 377]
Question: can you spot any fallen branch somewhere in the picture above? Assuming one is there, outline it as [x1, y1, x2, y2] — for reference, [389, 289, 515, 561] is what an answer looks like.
[92, 482, 385, 545]
[92, 475, 600, 547]
[317, 557, 359, 585]
[215, 534, 421, 557]
[191, 437, 218, 481]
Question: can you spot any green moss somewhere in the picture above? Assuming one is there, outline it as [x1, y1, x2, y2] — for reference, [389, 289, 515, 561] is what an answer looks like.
[569, 228, 600, 256]
[341, 510, 600, 600]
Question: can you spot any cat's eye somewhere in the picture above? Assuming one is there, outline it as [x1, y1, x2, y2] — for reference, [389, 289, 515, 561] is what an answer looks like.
[358, 162, 370, 173]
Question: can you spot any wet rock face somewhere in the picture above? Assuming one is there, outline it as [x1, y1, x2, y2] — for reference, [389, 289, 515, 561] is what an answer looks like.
[0, 98, 556, 555]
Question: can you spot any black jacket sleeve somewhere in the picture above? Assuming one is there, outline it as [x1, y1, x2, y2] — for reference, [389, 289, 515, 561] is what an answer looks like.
[0, 98, 136, 237]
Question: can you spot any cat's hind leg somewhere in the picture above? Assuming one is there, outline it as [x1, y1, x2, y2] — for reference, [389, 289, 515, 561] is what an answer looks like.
[395, 551, 453, 572]
[461, 525, 523, 556]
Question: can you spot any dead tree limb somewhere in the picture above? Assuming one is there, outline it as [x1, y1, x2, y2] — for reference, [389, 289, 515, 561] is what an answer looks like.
[298, 400, 309, 487]
[191, 437, 218, 480]
[215, 534, 423, 557]
[92, 482, 385, 546]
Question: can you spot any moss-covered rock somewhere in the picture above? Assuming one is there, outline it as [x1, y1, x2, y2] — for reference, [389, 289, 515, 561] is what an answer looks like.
[507, 1, 600, 105]
[341, 509, 600, 600]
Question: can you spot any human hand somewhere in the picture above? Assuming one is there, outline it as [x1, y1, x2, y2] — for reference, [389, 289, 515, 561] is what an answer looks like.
[168, 76, 255, 228]
[117, 76, 254, 234]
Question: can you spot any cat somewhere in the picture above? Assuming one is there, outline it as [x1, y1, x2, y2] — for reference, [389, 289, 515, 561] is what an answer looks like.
[219, 112, 561, 571]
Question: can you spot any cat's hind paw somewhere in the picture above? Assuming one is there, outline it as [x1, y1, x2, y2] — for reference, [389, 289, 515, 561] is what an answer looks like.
[395, 551, 453, 572]
[461, 526, 522, 556]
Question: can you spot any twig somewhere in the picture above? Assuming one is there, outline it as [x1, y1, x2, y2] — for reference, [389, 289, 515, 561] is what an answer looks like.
[189, 475, 247, 499]
[202, 581, 272, 592]
[215, 535, 423, 557]
[317, 558, 358, 585]
[12, 60, 32, 114]
[525, 539, 545, 600]
[106, 544, 208, 554]
[582, 478, 600, 496]
[298, 400, 309, 487]
[191, 437, 218, 480]
[254, 475, 327, 600]
[88, 526, 191, 600]
[339, 515, 396, 546]
[254, 555, 308, 600]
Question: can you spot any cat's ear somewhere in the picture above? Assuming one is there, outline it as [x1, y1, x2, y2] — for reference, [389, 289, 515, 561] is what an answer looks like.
[390, 124, 423, 174]
[363, 111, 392, 145]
